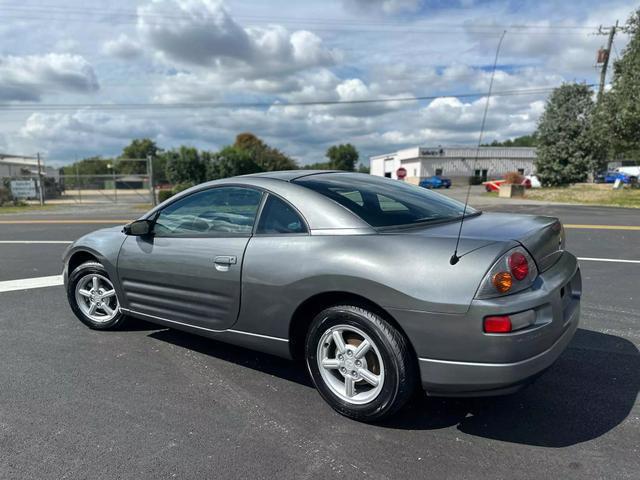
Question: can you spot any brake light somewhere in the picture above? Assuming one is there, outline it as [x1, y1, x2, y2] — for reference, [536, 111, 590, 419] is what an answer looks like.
[509, 252, 529, 280]
[484, 315, 512, 333]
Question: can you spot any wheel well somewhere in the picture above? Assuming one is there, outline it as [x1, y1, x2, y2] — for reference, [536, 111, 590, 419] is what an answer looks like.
[288, 291, 416, 361]
[67, 250, 99, 274]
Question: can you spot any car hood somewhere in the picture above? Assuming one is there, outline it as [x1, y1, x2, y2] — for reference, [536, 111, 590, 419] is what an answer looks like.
[403, 212, 564, 272]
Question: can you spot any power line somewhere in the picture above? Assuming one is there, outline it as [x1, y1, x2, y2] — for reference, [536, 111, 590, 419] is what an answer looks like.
[0, 85, 594, 112]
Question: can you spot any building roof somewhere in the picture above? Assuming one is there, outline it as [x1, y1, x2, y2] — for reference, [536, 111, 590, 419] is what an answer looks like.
[370, 146, 536, 160]
[0, 154, 39, 167]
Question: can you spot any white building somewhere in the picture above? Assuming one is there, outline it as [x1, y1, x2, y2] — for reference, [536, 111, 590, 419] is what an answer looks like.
[0, 154, 58, 180]
[370, 146, 537, 184]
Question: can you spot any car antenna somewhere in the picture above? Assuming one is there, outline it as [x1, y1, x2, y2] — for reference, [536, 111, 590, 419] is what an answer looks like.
[450, 30, 507, 266]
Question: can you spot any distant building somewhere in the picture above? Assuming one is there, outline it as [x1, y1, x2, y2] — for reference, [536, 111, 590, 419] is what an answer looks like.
[0, 154, 59, 180]
[369, 146, 537, 184]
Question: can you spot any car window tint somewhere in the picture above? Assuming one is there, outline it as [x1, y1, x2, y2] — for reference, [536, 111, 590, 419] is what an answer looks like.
[256, 195, 307, 234]
[294, 173, 473, 228]
[154, 187, 262, 236]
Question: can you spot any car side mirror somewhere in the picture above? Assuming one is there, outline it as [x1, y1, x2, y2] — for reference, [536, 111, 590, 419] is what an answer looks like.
[124, 219, 153, 236]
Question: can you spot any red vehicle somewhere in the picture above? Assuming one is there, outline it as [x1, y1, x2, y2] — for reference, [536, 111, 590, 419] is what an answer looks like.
[483, 177, 532, 192]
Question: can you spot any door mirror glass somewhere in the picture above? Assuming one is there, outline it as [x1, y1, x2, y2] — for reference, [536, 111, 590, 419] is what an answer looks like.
[124, 219, 153, 236]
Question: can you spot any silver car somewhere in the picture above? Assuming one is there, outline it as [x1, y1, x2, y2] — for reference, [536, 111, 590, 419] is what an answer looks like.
[64, 171, 581, 421]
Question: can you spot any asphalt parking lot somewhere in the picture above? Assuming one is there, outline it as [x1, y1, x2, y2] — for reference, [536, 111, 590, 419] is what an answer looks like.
[0, 202, 638, 479]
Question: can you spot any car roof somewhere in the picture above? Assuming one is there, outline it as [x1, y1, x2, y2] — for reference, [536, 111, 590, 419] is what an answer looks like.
[242, 170, 342, 181]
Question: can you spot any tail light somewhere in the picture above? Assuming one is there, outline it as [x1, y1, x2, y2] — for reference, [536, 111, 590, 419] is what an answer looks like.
[476, 247, 538, 299]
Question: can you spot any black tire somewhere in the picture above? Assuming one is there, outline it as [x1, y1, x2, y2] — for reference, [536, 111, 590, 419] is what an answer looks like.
[67, 261, 127, 330]
[305, 305, 417, 422]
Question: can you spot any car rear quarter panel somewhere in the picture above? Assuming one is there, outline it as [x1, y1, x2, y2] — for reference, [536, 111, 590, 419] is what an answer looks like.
[234, 233, 510, 342]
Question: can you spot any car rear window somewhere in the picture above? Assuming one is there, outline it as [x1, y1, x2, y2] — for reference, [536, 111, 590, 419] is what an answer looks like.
[294, 173, 475, 228]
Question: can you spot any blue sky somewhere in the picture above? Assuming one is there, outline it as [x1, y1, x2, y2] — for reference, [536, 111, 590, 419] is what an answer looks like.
[0, 0, 635, 166]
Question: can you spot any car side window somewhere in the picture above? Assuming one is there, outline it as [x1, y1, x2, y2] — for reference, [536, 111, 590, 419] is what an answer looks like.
[256, 195, 307, 234]
[154, 187, 263, 237]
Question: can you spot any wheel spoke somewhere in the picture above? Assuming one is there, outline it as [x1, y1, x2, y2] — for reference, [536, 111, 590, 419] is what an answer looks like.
[332, 330, 346, 353]
[353, 339, 370, 359]
[321, 358, 340, 370]
[102, 289, 115, 298]
[345, 376, 355, 397]
[358, 368, 380, 387]
[78, 289, 92, 298]
[102, 303, 114, 316]
[92, 276, 99, 291]
[88, 302, 98, 315]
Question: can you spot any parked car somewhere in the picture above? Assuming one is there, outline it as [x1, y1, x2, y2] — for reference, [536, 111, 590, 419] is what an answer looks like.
[595, 171, 633, 184]
[64, 171, 581, 422]
[419, 175, 452, 189]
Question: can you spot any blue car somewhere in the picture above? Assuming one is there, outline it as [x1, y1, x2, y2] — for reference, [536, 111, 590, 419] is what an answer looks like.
[419, 176, 452, 189]
[596, 171, 632, 184]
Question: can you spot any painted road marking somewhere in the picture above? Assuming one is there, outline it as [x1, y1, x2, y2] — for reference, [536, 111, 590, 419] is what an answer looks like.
[0, 241, 73, 244]
[0, 220, 130, 224]
[565, 224, 640, 231]
[0, 275, 63, 294]
[578, 257, 640, 264]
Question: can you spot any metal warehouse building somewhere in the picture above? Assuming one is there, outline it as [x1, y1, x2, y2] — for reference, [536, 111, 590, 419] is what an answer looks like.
[369, 146, 537, 184]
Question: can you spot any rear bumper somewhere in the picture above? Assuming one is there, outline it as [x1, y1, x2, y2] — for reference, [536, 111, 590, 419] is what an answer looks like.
[418, 300, 579, 396]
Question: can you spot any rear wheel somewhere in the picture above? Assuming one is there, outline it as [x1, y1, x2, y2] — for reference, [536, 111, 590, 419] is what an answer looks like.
[305, 305, 417, 422]
[67, 261, 127, 330]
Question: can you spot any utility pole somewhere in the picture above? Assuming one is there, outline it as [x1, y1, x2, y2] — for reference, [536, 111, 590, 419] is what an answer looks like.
[147, 155, 156, 206]
[36, 152, 45, 206]
[597, 21, 619, 102]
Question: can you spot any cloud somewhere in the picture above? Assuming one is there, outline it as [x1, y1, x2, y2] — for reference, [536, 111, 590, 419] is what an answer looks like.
[103, 34, 143, 59]
[0, 53, 99, 102]
[342, 0, 423, 14]
[138, 0, 338, 73]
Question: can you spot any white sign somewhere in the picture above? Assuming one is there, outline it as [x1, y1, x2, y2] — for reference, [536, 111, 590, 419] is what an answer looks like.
[10, 180, 37, 199]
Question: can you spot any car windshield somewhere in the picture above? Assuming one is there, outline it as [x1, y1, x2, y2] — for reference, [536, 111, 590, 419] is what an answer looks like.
[294, 173, 475, 228]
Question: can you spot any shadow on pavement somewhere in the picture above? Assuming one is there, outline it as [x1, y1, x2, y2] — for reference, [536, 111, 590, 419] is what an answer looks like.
[148, 327, 638, 448]
[381, 328, 640, 447]
[148, 328, 314, 388]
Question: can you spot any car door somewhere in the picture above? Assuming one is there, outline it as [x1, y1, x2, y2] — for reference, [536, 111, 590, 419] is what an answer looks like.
[117, 186, 263, 331]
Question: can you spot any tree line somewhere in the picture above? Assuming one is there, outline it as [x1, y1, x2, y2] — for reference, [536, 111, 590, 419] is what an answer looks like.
[62, 133, 369, 193]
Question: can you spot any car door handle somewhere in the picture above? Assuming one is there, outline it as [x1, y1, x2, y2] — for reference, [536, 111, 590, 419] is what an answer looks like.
[214, 255, 237, 266]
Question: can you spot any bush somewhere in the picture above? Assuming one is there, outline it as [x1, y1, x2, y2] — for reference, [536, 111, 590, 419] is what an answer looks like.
[157, 189, 173, 203]
[504, 171, 524, 185]
[0, 186, 11, 205]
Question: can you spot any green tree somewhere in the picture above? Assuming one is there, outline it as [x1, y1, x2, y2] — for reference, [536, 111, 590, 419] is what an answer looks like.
[599, 8, 640, 160]
[303, 161, 331, 170]
[234, 133, 298, 171]
[535, 84, 605, 186]
[117, 138, 161, 176]
[357, 162, 370, 173]
[483, 134, 538, 147]
[163, 146, 206, 185]
[326, 144, 359, 171]
[206, 146, 262, 179]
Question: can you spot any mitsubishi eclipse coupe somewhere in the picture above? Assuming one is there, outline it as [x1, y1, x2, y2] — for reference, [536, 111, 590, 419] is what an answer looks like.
[64, 171, 581, 421]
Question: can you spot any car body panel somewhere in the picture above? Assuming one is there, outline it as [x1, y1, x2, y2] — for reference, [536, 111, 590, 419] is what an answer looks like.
[116, 235, 250, 331]
[63, 171, 580, 396]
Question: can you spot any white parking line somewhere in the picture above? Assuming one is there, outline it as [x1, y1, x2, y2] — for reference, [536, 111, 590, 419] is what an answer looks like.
[0, 275, 64, 294]
[578, 257, 640, 264]
[0, 241, 73, 244]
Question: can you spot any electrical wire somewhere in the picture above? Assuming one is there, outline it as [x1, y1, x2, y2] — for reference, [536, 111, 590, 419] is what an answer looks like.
[0, 85, 594, 112]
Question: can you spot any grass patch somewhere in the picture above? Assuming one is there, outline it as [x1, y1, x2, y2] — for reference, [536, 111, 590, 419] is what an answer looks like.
[0, 204, 60, 215]
[524, 184, 640, 208]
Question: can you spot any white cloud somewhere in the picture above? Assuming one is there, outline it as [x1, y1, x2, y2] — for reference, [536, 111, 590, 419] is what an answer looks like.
[0, 53, 99, 102]
[342, 0, 423, 14]
[103, 34, 143, 59]
[138, 0, 338, 72]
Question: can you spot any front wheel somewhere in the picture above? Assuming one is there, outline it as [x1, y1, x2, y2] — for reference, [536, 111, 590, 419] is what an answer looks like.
[67, 261, 127, 330]
[305, 305, 417, 422]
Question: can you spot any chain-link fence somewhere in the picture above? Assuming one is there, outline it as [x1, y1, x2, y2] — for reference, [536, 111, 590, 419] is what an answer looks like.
[2, 174, 155, 205]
